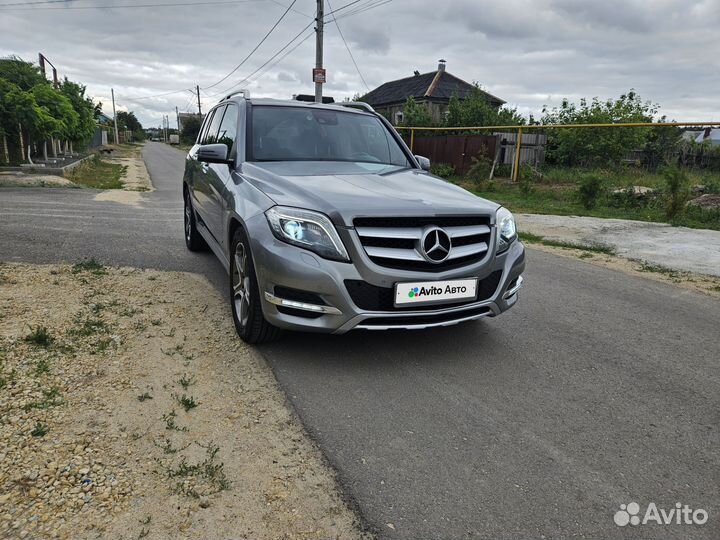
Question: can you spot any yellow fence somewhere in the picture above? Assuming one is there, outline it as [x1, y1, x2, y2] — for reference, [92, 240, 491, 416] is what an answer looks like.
[396, 122, 720, 182]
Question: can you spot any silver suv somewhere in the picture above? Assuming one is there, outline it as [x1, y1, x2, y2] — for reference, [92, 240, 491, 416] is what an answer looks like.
[183, 93, 525, 343]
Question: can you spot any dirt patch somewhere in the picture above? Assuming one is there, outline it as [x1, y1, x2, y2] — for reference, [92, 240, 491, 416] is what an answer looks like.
[517, 213, 720, 277]
[0, 173, 78, 188]
[525, 242, 720, 298]
[0, 262, 369, 540]
[104, 146, 153, 193]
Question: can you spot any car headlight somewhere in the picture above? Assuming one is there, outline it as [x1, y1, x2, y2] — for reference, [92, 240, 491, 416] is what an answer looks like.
[496, 207, 517, 254]
[266, 206, 350, 262]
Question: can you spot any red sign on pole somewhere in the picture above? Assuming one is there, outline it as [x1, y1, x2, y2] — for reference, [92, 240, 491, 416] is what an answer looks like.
[312, 68, 327, 84]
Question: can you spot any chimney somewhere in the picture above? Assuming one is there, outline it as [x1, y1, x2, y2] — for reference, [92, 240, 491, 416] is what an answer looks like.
[438, 59, 446, 72]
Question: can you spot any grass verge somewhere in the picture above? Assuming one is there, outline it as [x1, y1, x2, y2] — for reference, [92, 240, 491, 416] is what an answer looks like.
[68, 155, 127, 189]
[520, 232, 616, 255]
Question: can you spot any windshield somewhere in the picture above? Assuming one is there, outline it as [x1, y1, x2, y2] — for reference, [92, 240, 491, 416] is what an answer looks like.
[250, 106, 411, 168]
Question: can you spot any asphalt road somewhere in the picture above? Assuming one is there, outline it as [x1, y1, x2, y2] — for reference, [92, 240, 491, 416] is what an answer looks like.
[2, 142, 718, 539]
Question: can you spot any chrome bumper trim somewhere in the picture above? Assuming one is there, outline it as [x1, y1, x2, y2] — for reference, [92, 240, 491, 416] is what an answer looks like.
[355, 309, 492, 331]
[264, 292, 343, 315]
[502, 275, 524, 299]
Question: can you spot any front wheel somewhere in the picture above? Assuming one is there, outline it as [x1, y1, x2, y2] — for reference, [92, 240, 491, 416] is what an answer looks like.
[230, 227, 280, 344]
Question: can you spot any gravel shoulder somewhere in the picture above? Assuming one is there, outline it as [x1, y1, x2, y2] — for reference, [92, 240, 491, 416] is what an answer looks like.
[0, 174, 78, 189]
[524, 241, 720, 299]
[0, 262, 368, 540]
[517, 213, 720, 277]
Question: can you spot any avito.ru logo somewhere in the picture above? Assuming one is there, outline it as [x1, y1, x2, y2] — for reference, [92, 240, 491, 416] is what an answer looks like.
[407, 284, 467, 299]
[614, 502, 708, 527]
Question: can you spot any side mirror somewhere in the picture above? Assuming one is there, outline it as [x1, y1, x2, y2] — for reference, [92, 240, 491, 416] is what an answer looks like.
[197, 144, 231, 165]
[414, 155, 431, 171]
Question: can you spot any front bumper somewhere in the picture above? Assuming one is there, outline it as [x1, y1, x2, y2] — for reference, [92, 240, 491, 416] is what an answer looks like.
[247, 213, 526, 334]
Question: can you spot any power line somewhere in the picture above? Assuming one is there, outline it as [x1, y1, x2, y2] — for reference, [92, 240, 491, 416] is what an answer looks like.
[208, 19, 315, 98]
[243, 30, 313, 88]
[124, 88, 195, 101]
[326, 0, 369, 92]
[323, 0, 363, 17]
[0, 0, 260, 10]
[333, 0, 391, 20]
[210, 1, 389, 98]
[202, 0, 298, 90]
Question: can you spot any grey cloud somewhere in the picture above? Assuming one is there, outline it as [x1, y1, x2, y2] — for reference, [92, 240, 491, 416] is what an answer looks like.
[1, 0, 717, 126]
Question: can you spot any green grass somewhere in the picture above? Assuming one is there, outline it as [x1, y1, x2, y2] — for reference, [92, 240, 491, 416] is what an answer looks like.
[72, 258, 107, 275]
[166, 443, 230, 496]
[520, 232, 616, 255]
[178, 373, 195, 390]
[23, 387, 63, 411]
[68, 314, 108, 337]
[162, 409, 188, 432]
[34, 358, 51, 376]
[174, 393, 199, 412]
[31, 422, 49, 437]
[24, 326, 54, 347]
[68, 155, 127, 189]
[465, 180, 720, 231]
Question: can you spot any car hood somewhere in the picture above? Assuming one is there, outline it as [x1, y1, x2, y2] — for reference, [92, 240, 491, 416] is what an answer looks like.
[241, 161, 499, 227]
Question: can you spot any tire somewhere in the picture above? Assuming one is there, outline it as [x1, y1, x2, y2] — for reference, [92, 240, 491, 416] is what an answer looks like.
[229, 227, 280, 344]
[184, 188, 208, 252]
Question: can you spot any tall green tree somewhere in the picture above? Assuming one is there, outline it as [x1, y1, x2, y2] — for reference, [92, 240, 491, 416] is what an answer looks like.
[180, 115, 202, 144]
[31, 83, 78, 142]
[60, 78, 97, 146]
[541, 90, 658, 167]
[446, 85, 525, 128]
[0, 56, 46, 91]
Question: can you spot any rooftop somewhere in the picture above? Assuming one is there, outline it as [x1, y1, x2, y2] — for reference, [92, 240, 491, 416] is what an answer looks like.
[362, 62, 505, 108]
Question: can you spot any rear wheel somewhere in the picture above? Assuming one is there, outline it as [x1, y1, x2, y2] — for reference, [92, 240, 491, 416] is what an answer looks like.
[230, 227, 280, 344]
[184, 188, 208, 251]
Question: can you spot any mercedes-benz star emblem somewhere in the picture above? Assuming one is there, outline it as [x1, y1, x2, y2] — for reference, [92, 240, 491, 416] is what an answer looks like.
[420, 227, 451, 263]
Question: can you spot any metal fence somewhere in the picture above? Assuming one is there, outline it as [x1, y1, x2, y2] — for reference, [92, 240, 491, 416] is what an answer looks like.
[397, 122, 720, 181]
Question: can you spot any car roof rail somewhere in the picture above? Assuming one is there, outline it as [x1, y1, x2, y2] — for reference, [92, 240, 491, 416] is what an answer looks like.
[222, 89, 250, 101]
[338, 101, 375, 113]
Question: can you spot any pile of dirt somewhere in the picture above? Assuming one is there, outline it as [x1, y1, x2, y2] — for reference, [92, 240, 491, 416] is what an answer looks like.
[0, 262, 368, 540]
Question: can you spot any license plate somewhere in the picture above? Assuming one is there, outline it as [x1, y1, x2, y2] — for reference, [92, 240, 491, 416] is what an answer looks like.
[394, 278, 478, 307]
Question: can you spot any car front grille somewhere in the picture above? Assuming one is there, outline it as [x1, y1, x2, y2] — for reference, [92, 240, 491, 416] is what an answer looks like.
[353, 216, 493, 272]
[345, 270, 503, 312]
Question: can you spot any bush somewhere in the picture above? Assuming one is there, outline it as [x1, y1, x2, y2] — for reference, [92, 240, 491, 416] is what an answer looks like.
[662, 165, 689, 220]
[578, 175, 605, 209]
[180, 115, 202, 144]
[429, 162, 455, 178]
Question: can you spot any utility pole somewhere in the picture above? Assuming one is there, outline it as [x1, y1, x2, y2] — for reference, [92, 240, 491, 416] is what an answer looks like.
[111, 88, 120, 145]
[196, 85, 202, 115]
[176, 106, 180, 133]
[314, 0, 324, 103]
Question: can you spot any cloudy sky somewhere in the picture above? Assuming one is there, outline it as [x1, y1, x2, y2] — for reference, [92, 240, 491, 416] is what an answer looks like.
[1, 0, 718, 127]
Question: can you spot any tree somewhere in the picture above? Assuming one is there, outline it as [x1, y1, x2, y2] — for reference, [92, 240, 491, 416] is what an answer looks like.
[446, 85, 525, 128]
[32, 83, 78, 145]
[0, 56, 46, 91]
[401, 96, 433, 127]
[180, 115, 202, 144]
[541, 90, 658, 167]
[116, 110, 145, 140]
[60, 78, 97, 147]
